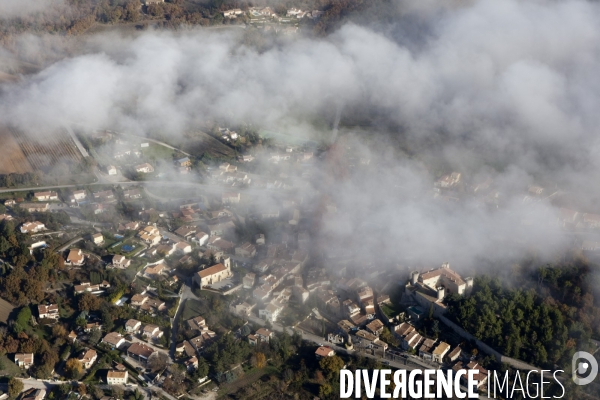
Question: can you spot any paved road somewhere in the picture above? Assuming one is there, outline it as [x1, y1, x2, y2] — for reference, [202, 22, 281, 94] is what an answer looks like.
[169, 279, 200, 358]
[56, 236, 83, 252]
[63, 122, 89, 157]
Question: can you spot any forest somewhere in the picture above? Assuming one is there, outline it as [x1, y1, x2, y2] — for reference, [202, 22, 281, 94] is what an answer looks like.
[446, 259, 600, 369]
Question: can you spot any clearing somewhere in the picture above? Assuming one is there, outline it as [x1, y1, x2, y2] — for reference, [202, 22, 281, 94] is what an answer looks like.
[0, 125, 33, 174]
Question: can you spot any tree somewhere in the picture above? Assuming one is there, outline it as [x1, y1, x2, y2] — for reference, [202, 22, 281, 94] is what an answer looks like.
[65, 358, 83, 379]
[319, 355, 344, 380]
[196, 357, 209, 378]
[78, 293, 102, 312]
[8, 377, 23, 399]
[148, 352, 169, 373]
[14, 306, 32, 333]
[255, 352, 266, 368]
[88, 328, 102, 345]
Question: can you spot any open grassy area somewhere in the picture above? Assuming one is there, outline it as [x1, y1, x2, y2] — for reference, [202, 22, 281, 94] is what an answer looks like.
[141, 144, 175, 162]
[380, 302, 401, 318]
[217, 366, 279, 398]
[0, 355, 26, 377]
[181, 298, 207, 321]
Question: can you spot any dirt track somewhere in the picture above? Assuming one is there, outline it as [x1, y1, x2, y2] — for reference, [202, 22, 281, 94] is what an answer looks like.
[0, 125, 33, 174]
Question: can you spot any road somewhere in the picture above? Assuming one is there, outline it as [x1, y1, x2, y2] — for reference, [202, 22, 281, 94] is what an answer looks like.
[63, 122, 89, 157]
[56, 236, 83, 252]
[169, 279, 200, 358]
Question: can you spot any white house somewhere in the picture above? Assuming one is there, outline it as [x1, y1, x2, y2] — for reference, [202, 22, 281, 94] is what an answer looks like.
[193, 232, 209, 246]
[135, 163, 154, 173]
[107, 370, 128, 385]
[259, 303, 282, 322]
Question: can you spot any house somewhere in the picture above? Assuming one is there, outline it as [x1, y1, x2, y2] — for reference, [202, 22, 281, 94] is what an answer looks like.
[68, 331, 77, 343]
[193, 263, 232, 289]
[156, 244, 176, 257]
[93, 190, 115, 201]
[123, 189, 142, 199]
[131, 294, 149, 307]
[255, 328, 273, 342]
[259, 303, 282, 322]
[102, 332, 125, 349]
[435, 172, 461, 188]
[207, 220, 235, 237]
[315, 346, 335, 359]
[583, 213, 600, 228]
[355, 330, 388, 351]
[177, 157, 191, 167]
[138, 225, 160, 245]
[144, 263, 167, 279]
[79, 349, 98, 368]
[222, 192, 241, 204]
[235, 242, 257, 258]
[4, 199, 16, 206]
[406, 263, 472, 314]
[92, 233, 104, 245]
[20, 389, 46, 400]
[234, 302, 255, 316]
[72, 190, 87, 202]
[432, 342, 451, 363]
[176, 242, 192, 254]
[107, 165, 117, 175]
[189, 330, 217, 352]
[142, 324, 164, 339]
[121, 221, 140, 231]
[135, 163, 154, 173]
[184, 314, 206, 331]
[38, 304, 59, 320]
[447, 346, 462, 363]
[20, 221, 45, 234]
[365, 319, 384, 336]
[14, 353, 34, 369]
[125, 319, 142, 333]
[34, 191, 58, 201]
[112, 255, 131, 269]
[528, 185, 544, 195]
[20, 203, 49, 212]
[66, 249, 85, 266]
[127, 342, 155, 362]
[243, 273, 256, 289]
[402, 330, 424, 350]
[85, 322, 103, 332]
[107, 370, 128, 385]
[207, 237, 234, 253]
[74, 281, 110, 294]
[193, 232, 209, 246]
[185, 356, 199, 371]
[0, 214, 13, 221]
[140, 298, 166, 313]
[175, 226, 197, 239]
[452, 361, 488, 389]
[419, 338, 437, 361]
[223, 8, 243, 17]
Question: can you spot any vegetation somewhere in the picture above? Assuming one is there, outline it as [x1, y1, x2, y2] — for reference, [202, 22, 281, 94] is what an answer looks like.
[447, 261, 600, 368]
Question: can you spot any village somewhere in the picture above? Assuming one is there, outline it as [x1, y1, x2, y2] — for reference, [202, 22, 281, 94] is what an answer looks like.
[0, 125, 597, 400]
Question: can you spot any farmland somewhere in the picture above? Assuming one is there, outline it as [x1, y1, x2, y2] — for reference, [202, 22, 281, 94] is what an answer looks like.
[0, 125, 33, 174]
[12, 127, 83, 172]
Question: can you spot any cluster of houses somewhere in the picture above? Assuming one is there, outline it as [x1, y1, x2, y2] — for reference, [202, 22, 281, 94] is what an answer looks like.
[176, 315, 217, 368]
[228, 6, 324, 21]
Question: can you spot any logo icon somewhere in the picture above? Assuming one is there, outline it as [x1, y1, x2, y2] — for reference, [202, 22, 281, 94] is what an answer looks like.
[572, 351, 598, 385]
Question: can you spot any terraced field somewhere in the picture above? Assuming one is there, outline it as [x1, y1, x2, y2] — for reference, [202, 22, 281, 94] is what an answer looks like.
[12, 127, 83, 171]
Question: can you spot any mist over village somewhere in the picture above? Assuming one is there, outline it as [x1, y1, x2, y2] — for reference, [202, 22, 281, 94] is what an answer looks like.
[0, 0, 599, 399]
